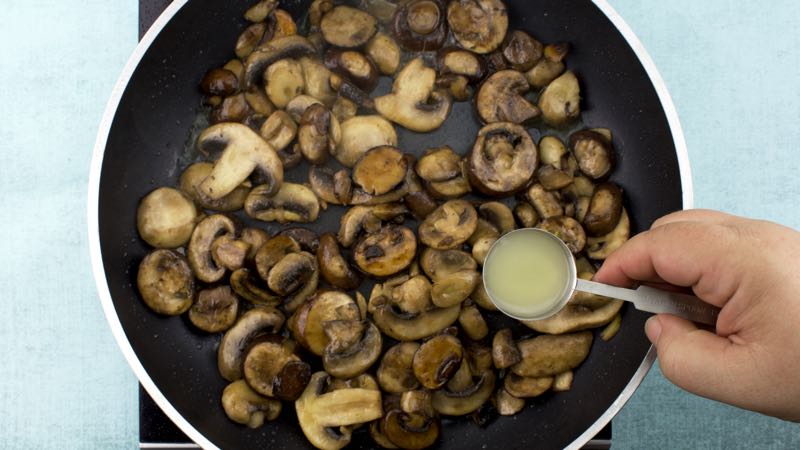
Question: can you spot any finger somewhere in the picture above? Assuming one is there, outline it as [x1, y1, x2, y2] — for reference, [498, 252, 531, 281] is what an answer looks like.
[646, 314, 747, 407]
[594, 221, 741, 307]
[651, 209, 737, 230]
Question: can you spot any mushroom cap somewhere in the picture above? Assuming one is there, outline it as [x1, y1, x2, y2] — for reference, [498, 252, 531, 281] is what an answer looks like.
[586, 208, 630, 260]
[221, 380, 282, 429]
[323, 321, 383, 378]
[188, 285, 239, 333]
[431, 370, 496, 416]
[412, 334, 464, 389]
[320, 5, 378, 48]
[288, 290, 361, 356]
[418, 199, 478, 250]
[467, 122, 538, 196]
[583, 182, 624, 236]
[136, 249, 195, 316]
[352, 146, 408, 196]
[353, 225, 418, 277]
[243, 35, 317, 89]
[476, 70, 540, 124]
[391, 0, 448, 51]
[335, 115, 398, 167]
[187, 214, 237, 283]
[446, 0, 508, 54]
[136, 187, 199, 249]
[179, 162, 249, 212]
[217, 307, 285, 381]
[539, 70, 581, 126]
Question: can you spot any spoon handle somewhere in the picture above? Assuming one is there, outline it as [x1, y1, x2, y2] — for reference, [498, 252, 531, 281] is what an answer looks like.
[574, 279, 720, 326]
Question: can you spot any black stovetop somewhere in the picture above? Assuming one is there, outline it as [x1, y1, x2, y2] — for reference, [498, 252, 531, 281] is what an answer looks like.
[136, 1, 611, 448]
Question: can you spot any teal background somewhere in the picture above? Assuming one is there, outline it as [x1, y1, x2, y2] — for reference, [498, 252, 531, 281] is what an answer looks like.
[1, 0, 799, 448]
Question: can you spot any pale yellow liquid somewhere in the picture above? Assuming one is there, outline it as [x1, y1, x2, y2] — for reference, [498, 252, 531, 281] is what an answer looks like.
[483, 231, 570, 318]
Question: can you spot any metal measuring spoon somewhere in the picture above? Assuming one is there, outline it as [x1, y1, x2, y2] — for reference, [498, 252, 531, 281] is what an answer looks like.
[483, 228, 720, 326]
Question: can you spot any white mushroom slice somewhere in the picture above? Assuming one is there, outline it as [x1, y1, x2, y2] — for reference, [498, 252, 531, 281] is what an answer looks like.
[136, 187, 199, 248]
[245, 182, 320, 223]
[446, 0, 508, 54]
[196, 123, 283, 200]
[334, 115, 398, 167]
[539, 70, 581, 126]
[264, 58, 305, 109]
[259, 110, 297, 151]
[320, 5, 378, 48]
[366, 32, 401, 75]
[300, 57, 337, 106]
[374, 58, 453, 132]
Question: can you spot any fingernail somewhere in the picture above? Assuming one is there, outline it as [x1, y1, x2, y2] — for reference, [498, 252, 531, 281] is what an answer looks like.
[645, 316, 662, 343]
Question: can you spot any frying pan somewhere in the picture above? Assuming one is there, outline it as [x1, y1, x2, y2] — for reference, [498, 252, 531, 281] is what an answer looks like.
[88, 0, 692, 448]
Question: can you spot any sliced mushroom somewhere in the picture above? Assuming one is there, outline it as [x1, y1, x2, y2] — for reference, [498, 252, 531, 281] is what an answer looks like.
[389, 275, 433, 314]
[527, 183, 563, 219]
[600, 312, 622, 341]
[503, 374, 553, 398]
[288, 290, 360, 356]
[446, 0, 508, 54]
[189, 286, 239, 333]
[331, 97, 358, 123]
[420, 247, 477, 281]
[308, 0, 334, 27]
[137, 249, 195, 315]
[371, 420, 399, 449]
[309, 166, 353, 206]
[366, 32, 401, 75]
[180, 162, 249, 212]
[400, 390, 435, 418]
[513, 201, 538, 228]
[438, 48, 485, 81]
[586, 208, 630, 260]
[403, 157, 439, 219]
[353, 146, 408, 196]
[338, 203, 408, 248]
[371, 296, 460, 341]
[583, 182, 624, 236]
[478, 201, 515, 234]
[494, 388, 525, 416]
[374, 58, 453, 132]
[243, 338, 310, 400]
[552, 370, 574, 391]
[491, 328, 520, 369]
[200, 68, 239, 97]
[538, 215, 586, 254]
[511, 331, 593, 377]
[243, 35, 316, 89]
[196, 123, 283, 200]
[412, 334, 463, 389]
[392, 0, 448, 51]
[230, 267, 280, 306]
[381, 409, 440, 449]
[539, 70, 581, 126]
[435, 74, 472, 102]
[137, 187, 199, 249]
[266, 252, 317, 296]
[264, 58, 305, 109]
[320, 5, 378, 48]
[430, 270, 480, 307]
[236, 22, 268, 59]
[241, 227, 269, 261]
[446, 359, 473, 392]
[210, 92, 252, 124]
[476, 70, 539, 124]
[422, 157, 471, 199]
[277, 227, 320, 253]
[187, 214, 236, 283]
[569, 129, 614, 180]
[211, 235, 249, 271]
[415, 146, 467, 195]
[418, 200, 478, 250]
[458, 303, 489, 340]
[255, 235, 301, 280]
[244, 0, 277, 22]
[335, 115, 398, 167]
[218, 307, 285, 381]
[245, 182, 320, 223]
[468, 122, 538, 196]
[222, 380, 282, 428]
[378, 342, 421, 393]
[525, 52, 566, 89]
[300, 57, 337, 106]
[296, 371, 383, 450]
[317, 233, 361, 290]
[324, 49, 380, 93]
[349, 183, 410, 206]
[501, 30, 542, 71]
[258, 110, 297, 159]
[431, 370, 496, 415]
[323, 320, 383, 378]
[353, 225, 417, 277]
[470, 278, 497, 311]
[298, 104, 341, 164]
[285, 94, 324, 123]
[537, 163, 574, 191]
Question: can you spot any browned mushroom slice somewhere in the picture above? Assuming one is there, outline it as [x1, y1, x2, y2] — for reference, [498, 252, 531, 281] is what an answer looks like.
[137, 249, 195, 316]
[210, 235, 249, 272]
[230, 268, 280, 306]
[266, 252, 317, 296]
[187, 215, 236, 283]
[298, 104, 341, 164]
[137, 187, 199, 249]
[412, 334, 463, 389]
[335, 115, 398, 167]
[539, 70, 581, 126]
[222, 380, 282, 428]
[419, 199, 478, 250]
[317, 233, 361, 290]
[320, 5, 378, 48]
[309, 166, 352, 206]
[587, 208, 630, 260]
[324, 49, 380, 93]
[435, 73, 472, 101]
[494, 388, 525, 416]
[179, 162, 249, 212]
[196, 123, 283, 200]
[243, 35, 316, 89]
[381, 409, 440, 449]
[537, 164, 574, 191]
[243, 0, 277, 22]
[431, 370, 496, 416]
[527, 183, 564, 219]
[200, 68, 239, 96]
[511, 331, 593, 377]
[374, 58, 453, 132]
[388, 275, 433, 314]
[243, 338, 310, 400]
[300, 57, 336, 107]
[259, 110, 297, 165]
[352, 146, 408, 196]
[525, 44, 568, 88]
[492, 328, 520, 369]
[323, 320, 383, 378]
[218, 307, 285, 381]
[476, 70, 539, 124]
[264, 58, 305, 109]
[353, 225, 417, 277]
[467, 122, 538, 196]
[378, 342, 421, 393]
[523, 283, 624, 334]
[538, 215, 586, 254]
[210, 93, 252, 124]
[420, 247, 477, 281]
[438, 47, 486, 81]
[240, 227, 269, 262]
[446, 0, 508, 54]
[242, 89, 273, 119]
[349, 183, 410, 206]
[501, 30, 543, 71]
[366, 32, 402, 75]
[478, 201, 515, 234]
[236, 22, 267, 59]
[285, 94, 323, 123]
[470, 278, 497, 311]
[371, 294, 461, 341]
[458, 303, 489, 340]
[583, 182, 624, 236]
[245, 182, 320, 223]
[503, 374, 553, 398]
[255, 235, 301, 280]
[288, 290, 361, 356]
[391, 0, 448, 51]
[338, 203, 408, 248]
[430, 270, 480, 307]
[188, 285, 239, 333]
[569, 129, 615, 180]
[403, 157, 439, 219]
[277, 227, 320, 253]
[296, 372, 383, 450]
[415, 146, 461, 182]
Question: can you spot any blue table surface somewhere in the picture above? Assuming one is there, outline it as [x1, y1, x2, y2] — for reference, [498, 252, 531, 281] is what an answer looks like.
[1, 0, 799, 448]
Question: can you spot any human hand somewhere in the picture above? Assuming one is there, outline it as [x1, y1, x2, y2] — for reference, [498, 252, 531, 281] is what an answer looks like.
[594, 209, 800, 421]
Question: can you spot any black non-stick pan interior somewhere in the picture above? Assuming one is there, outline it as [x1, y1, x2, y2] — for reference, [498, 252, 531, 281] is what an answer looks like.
[97, 0, 684, 448]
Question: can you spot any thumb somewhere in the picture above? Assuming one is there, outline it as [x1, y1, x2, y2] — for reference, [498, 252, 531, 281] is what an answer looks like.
[646, 314, 736, 401]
